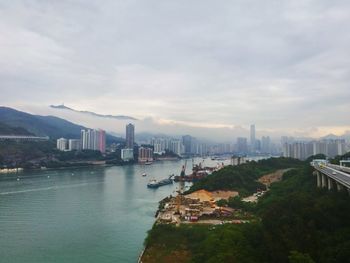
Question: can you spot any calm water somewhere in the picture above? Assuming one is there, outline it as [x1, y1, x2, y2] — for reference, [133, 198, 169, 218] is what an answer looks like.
[0, 158, 228, 263]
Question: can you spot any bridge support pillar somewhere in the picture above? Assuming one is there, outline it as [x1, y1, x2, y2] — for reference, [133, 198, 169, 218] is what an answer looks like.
[336, 182, 343, 191]
[327, 177, 333, 190]
[321, 174, 327, 188]
[316, 172, 321, 188]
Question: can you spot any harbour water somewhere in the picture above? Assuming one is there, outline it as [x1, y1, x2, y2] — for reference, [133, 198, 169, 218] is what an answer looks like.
[0, 158, 231, 263]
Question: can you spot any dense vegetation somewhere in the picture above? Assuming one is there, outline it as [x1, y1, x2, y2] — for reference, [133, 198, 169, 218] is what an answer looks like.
[0, 122, 33, 135]
[0, 140, 56, 167]
[330, 152, 350, 165]
[187, 157, 302, 196]
[143, 158, 350, 263]
[0, 140, 105, 168]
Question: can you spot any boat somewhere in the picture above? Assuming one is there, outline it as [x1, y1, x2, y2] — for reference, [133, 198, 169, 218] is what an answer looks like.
[147, 177, 173, 188]
[145, 161, 153, 165]
[142, 173, 147, 177]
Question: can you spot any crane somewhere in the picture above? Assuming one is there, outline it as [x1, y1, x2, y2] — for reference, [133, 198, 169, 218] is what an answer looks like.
[180, 160, 187, 178]
[175, 160, 187, 215]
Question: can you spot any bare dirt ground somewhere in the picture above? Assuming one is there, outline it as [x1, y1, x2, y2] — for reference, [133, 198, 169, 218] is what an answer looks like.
[243, 169, 291, 203]
[258, 169, 291, 188]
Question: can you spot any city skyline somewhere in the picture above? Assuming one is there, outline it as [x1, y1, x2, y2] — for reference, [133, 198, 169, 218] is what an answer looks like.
[1, 1, 350, 138]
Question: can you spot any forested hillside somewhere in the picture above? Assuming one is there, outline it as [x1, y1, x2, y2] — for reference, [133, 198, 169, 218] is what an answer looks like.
[143, 159, 350, 263]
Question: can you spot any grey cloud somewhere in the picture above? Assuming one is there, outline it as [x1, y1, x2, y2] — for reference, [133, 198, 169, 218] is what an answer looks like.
[1, 0, 350, 139]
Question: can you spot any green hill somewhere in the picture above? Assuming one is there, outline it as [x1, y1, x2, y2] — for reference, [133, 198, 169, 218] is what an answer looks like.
[0, 106, 123, 143]
[0, 122, 33, 136]
[143, 159, 350, 263]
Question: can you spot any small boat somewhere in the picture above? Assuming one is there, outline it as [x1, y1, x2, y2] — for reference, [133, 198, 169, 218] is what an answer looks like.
[145, 161, 153, 165]
[142, 173, 147, 177]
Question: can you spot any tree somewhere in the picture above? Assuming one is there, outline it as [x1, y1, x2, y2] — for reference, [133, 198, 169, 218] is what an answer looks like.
[289, 251, 315, 263]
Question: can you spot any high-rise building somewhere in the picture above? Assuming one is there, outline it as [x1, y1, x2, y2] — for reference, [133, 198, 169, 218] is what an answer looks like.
[126, 123, 135, 149]
[182, 135, 195, 155]
[121, 148, 134, 161]
[283, 139, 346, 160]
[68, 139, 81, 151]
[138, 147, 153, 163]
[97, 129, 106, 153]
[169, 139, 183, 156]
[80, 129, 106, 153]
[250, 124, 256, 152]
[57, 138, 67, 151]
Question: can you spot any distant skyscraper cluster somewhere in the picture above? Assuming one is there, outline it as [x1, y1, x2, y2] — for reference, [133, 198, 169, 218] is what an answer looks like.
[232, 124, 276, 155]
[283, 139, 347, 160]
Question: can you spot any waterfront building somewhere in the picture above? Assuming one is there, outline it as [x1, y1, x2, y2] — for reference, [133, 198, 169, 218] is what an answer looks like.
[68, 139, 81, 151]
[121, 148, 134, 161]
[126, 123, 135, 149]
[151, 137, 167, 154]
[138, 147, 153, 163]
[80, 129, 106, 153]
[169, 139, 183, 156]
[57, 138, 67, 151]
[150, 137, 184, 156]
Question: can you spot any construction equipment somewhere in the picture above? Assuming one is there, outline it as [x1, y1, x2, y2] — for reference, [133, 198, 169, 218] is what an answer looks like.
[175, 161, 187, 215]
[180, 160, 187, 178]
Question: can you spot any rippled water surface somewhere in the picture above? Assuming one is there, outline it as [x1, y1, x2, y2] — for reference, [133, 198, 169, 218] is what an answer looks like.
[0, 159, 202, 263]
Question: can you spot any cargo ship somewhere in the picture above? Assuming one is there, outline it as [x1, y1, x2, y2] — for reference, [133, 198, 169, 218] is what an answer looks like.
[147, 175, 174, 188]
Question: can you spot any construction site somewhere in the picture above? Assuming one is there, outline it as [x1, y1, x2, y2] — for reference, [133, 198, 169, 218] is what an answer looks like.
[156, 187, 242, 225]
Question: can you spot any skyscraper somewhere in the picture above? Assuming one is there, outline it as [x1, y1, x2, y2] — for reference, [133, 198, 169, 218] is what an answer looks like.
[182, 135, 194, 155]
[250, 124, 256, 152]
[97, 129, 106, 153]
[126, 123, 135, 149]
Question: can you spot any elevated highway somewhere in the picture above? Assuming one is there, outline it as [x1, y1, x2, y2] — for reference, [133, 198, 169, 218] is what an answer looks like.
[311, 161, 350, 193]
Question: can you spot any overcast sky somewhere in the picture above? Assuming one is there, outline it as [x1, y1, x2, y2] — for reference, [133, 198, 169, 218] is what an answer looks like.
[1, 0, 350, 138]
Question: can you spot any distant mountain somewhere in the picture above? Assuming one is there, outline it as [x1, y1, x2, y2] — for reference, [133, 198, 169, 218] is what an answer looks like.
[50, 104, 137, 120]
[0, 107, 123, 143]
[0, 122, 33, 136]
[321, 133, 340, 140]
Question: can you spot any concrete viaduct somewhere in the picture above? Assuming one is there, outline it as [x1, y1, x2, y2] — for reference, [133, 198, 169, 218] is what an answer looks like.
[311, 160, 350, 194]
